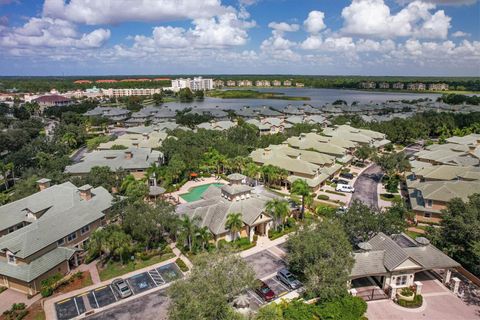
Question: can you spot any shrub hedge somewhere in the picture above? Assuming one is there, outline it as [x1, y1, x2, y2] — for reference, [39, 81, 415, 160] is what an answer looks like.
[397, 294, 423, 308]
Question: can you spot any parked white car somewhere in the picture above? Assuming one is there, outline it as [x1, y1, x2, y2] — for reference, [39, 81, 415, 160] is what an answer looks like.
[336, 184, 355, 193]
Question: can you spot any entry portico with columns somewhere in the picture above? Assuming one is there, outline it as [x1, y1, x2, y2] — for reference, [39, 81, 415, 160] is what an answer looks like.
[349, 232, 460, 300]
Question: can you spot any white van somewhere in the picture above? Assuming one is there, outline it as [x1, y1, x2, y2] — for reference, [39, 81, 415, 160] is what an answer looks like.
[336, 184, 355, 193]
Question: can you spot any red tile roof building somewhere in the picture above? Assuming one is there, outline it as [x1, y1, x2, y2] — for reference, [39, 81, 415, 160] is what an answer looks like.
[32, 94, 72, 109]
[74, 80, 93, 84]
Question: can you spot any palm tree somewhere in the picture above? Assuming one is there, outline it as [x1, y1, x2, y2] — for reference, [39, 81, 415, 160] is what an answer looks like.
[244, 163, 260, 185]
[5, 162, 14, 187]
[291, 179, 310, 220]
[146, 163, 162, 186]
[120, 175, 136, 193]
[61, 132, 77, 148]
[181, 215, 199, 252]
[265, 199, 290, 231]
[225, 212, 243, 242]
[0, 163, 8, 190]
[196, 227, 212, 251]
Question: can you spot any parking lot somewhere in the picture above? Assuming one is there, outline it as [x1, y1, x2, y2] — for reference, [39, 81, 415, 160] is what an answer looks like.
[243, 244, 298, 310]
[54, 263, 182, 320]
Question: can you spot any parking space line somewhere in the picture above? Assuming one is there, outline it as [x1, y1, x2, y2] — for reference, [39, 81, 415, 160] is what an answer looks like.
[73, 297, 80, 316]
[58, 298, 71, 304]
[95, 285, 108, 291]
[249, 290, 264, 305]
[91, 290, 100, 308]
[109, 285, 118, 301]
[147, 270, 158, 287]
[271, 277, 290, 292]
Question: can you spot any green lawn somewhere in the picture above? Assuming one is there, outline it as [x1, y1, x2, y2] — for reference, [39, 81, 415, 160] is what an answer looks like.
[404, 229, 423, 239]
[98, 252, 176, 281]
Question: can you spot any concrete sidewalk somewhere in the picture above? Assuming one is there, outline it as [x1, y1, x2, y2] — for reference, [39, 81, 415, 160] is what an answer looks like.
[0, 289, 41, 315]
[240, 234, 289, 258]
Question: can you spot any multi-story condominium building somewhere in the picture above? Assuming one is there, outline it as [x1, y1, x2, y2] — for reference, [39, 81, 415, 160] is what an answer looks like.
[283, 80, 292, 86]
[226, 80, 237, 87]
[378, 82, 390, 89]
[392, 82, 405, 89]
[406, 165, 480, 223]
[238, 80, 253, 87]
[428, 83, 449, 91]
[190, 77, 214, 91]
[65, 148, 163, 178]
[102, 88, 162, 97]
[272, 80, 282, 86]
[250, 144, 341, 192]
[255, 80, 271, 87]
[171, 77, 214, 92]
[84, 106, 131, 123]
[407, 83, 426, 91]
[197, 120, 237, 131]
[412, 143, 479, 166]
[246, 117, 292, 135]
[0, 179, 113, 295]
[359, 81, 376, 89]
[213, 80, 225, 88]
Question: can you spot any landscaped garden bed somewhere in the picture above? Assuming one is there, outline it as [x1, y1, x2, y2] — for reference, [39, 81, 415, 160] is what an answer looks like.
[218, 237, 256, 252]
[98, 246, 176, 281]
[396, 287, 423, 308]
[176, 258, 189, 272]
[380, 193, 401, 202]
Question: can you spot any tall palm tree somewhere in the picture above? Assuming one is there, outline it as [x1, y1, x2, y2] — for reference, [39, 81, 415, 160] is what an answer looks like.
[291, 179, 310, 220]
[120, 174, 137, 193]
[61, 132, 77, 148]
[181, 215, 200, 252]
[265, 199, 290, 231]
[244, 163, 260, 185]
[146, 163, 162, 186]
[5, 162, 14, 187]
[225, 212, 243, 242]
[0, 163, 8, 190]
[196, 227, 212, 251]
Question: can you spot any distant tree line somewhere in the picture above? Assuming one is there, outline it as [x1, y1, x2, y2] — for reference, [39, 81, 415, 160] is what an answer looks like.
[332, 111, 480, 145]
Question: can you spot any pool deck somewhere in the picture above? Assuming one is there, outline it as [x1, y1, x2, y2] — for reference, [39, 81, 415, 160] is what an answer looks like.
[167, 176, 229, 204]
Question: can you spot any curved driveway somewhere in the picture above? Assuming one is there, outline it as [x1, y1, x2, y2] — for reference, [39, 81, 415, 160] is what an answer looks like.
[350, 164, 383, 210]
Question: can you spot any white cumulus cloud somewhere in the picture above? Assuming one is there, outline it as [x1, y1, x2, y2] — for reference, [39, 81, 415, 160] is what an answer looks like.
[304, 11, 326, 34]
[43, 0, 228, 25]
[0, 17, 110, 49]
[341, 0, 451, 39]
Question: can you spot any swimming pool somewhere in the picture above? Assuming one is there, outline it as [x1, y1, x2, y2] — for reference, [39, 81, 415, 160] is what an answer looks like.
[180, 183, 224, 202]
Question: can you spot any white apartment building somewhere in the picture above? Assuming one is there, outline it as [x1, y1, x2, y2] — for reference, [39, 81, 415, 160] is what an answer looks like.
[102, 88, 162, 97]
[171, 77, 214, 92]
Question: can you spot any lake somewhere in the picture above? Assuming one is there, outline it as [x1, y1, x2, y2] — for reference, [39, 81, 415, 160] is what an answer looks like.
[160, 88, 441, 110]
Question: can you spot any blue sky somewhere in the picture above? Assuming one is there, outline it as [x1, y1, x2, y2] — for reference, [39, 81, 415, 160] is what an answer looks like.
[0, 0, 479, 76]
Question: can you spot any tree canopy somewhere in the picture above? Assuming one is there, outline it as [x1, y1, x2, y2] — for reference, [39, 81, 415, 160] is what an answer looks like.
[427, 194, 480, 276]
[167, 251, 255, 320]
[286, 220, 354, 301]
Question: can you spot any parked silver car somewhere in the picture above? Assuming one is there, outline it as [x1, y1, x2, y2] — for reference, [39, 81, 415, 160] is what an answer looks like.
[111, 278, 133, 299]
[276, 269, 302, 290]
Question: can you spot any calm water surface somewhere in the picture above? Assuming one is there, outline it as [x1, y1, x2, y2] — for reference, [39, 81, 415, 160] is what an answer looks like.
[161, 88, 441, 110]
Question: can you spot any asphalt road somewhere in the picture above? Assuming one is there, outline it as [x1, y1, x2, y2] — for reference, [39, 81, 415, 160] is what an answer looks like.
[87, 289, 170, 320]
[351, 164, 383, 210]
